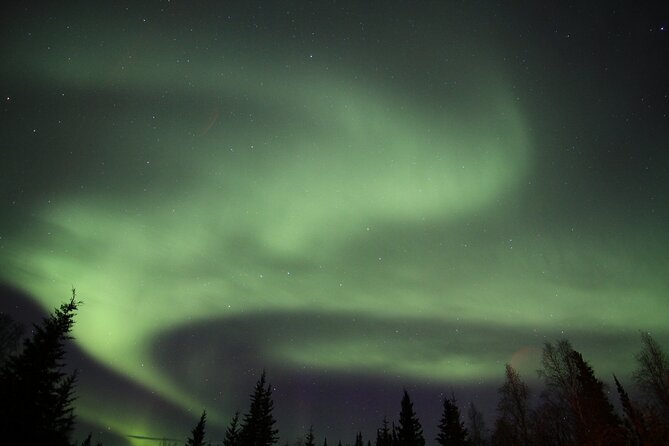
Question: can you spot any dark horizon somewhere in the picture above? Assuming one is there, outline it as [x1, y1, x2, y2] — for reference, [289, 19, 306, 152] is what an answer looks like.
[0, 284, 650, 446]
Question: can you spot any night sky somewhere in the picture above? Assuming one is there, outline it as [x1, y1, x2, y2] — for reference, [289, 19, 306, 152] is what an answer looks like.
[1, 1, 668, 445]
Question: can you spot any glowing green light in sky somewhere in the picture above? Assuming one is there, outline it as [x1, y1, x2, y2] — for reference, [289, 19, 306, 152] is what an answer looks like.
[1, 4, 667, 443]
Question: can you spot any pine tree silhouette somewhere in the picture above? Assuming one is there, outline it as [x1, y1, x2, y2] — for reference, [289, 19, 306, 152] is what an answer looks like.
[79, 432, 102, 446]
[436, 395, 468, 446]
[186, 410, 207, 446]
[375, 415, 392, 446]
[397, 390, 425, 446]
[614, 374, 647, 444]
[0, 290, 79, 446]
[305, 425, 316, 446]
[224, 411, 241, 446]
[354, 432, 363, 446]
[81, 433, 93, 446]
[569, 350, 623, 444]
[239, 371, 279, 446]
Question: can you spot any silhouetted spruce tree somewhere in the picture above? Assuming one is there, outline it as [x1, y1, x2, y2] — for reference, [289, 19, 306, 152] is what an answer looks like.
[81, 433, 93, 446]
[305, 426, 316, 446]
[79, 432, 102, 446]
[354, 432, 363, 446]
[467, 403, 486, 446]
[436, 395, 468, 446]
[186, 410, 207, 446]
[0, 291, 79, 446]
[323, 437, 328, 446]
[570, 350, 624, 444]
[495, 364, 531, 446]
[614, 374, 646, 445]
[224, 411, 241, 446]
[376, 415, 392, 446]
[397, 390, 425, 446]
[239, 371, 279, 446]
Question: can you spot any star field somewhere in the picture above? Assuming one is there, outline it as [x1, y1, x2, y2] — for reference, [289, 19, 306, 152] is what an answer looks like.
[1, 1, 668, 445]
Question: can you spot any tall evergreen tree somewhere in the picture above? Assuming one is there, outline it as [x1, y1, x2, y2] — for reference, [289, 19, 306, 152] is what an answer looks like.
[614, 375, 646, 445]
[569, 350, 623, 444]
[224, 411, 241, 446]
[376, 415, 392, 446]
[305, 425, 316, 446]
[436, 395, 468, 446]
[186, 410, 207, 446]
[323, 437, 328, 446]
[79, 432, 102, 446]
[397, 390, 425, 446]
[239, 371, 279, 446]
[354, 432, 363, 446]
[0, 290, 79, 446]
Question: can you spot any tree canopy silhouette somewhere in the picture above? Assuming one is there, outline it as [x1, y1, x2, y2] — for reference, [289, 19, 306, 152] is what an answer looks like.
[224, 411, 242, 446]
[239, 371, 279, 446]
[185, 410, 208, 446]
[436, 395, 468, 446]
[6, 286, 669, 446]
[397, 390, 425, 446]
[0, 289, 79, 446]
[305, 425, 316, 446]
[354, 431, 364, 446]
[375, 415, 392, 446]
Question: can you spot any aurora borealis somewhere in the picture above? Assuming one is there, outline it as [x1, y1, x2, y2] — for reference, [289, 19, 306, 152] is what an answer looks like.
[1, 1, 668, 444]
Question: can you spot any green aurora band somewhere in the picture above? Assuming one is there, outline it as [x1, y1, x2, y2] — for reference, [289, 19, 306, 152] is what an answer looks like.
[1, 4, 667, 444]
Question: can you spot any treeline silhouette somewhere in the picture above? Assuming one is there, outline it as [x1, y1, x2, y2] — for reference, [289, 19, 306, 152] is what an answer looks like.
[1, 292, 668, 446]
